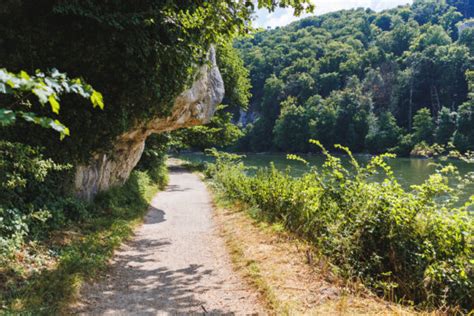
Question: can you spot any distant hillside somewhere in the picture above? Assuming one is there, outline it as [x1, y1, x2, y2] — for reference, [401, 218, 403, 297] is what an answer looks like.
[235, 0, 474, 155]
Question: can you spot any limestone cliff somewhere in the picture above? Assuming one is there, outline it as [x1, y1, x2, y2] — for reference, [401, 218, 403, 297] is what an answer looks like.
[458, 20, 474, 34]
[74, 47, 224, 200]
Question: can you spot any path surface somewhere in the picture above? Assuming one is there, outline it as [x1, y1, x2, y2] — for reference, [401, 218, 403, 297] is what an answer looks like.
[76, 161, 263, 315]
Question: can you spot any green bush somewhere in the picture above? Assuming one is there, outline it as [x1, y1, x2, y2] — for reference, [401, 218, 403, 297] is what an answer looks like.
[0, 138, 169, 261]
[410, 142, 446, 158]
[94, 171, 157, 218]
[136, 134, 170, 190]
[1, 161, 167, 314]
[394, 133, 414, 156]
[206, 142, 473, 311]
[365, 112, 402, 154]
[0, 141, 90, 257]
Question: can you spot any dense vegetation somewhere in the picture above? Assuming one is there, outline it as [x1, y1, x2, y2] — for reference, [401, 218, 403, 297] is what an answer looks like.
[0, 132, 169, 314]
[1, 0, 473, 313]
[234, 0, 474, 156]
[204, 145, 473, 312]
[0, 1, 312, 313]
[0, 157, 166, 313]
[0, 0, 311, 163]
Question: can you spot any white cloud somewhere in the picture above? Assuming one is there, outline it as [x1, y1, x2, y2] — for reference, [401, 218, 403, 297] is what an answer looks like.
[263, 10, 305, 28]
[254, 0, 413, 29]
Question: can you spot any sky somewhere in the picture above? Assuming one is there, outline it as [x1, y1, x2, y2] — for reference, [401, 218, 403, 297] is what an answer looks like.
[254, 0, 414, 29]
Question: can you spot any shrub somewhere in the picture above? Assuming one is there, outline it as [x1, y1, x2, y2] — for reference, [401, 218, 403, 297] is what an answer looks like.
[1, 151, 167, 313]
[365, 112, 402, 154]
[410, 142, 445, 157]
[94, 171, 156, 218]
[136, 134, 169, 190]
[0, 141, 89, 257]
[205, 142, 473, 311]
[413, 108, 435, 144]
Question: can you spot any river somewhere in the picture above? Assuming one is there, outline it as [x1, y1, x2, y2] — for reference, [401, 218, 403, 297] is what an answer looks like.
[177, 152, 474, 203]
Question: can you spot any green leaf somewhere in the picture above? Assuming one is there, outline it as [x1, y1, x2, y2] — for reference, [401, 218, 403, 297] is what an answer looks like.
[0, 108, 16, 125]
[20, 112, 37, 123]
[33, 86, 49, 104]
[49, 120, 70, 140]
[60, 127, 70, 140]
[0, 83, 7, 94]
[48, 94, 60, 114]
[20, 70, 30, 80]
[90, 90, 104, 109]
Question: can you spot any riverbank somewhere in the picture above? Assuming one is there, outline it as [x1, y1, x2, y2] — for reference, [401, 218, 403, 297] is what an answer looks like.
[177, 151, 474, 204]
[210, 190, 431, 315]
[198, 147, 473, 313]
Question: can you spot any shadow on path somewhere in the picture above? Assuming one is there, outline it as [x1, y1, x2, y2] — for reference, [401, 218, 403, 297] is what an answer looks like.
[75, 162, 260, 315]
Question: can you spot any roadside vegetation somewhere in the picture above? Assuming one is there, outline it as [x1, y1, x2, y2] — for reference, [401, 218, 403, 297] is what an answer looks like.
[202, 143, 473, 313]
[0, 62, 168, 314]
[0, 138, 168, 314]
[210, 190, 436, 315]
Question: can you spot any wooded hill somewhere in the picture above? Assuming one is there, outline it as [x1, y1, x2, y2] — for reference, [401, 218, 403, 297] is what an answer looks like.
[235, 0, 474, 155]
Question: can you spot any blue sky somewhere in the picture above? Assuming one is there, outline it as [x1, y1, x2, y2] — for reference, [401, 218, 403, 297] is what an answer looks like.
[254, 0, 413, 29]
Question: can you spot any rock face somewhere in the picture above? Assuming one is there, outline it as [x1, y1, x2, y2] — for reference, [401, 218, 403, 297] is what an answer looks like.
[458, 20, 474, 34]
[74, 47, 225, 200]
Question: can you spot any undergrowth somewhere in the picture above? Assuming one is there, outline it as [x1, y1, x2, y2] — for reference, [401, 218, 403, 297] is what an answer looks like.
[203, 141, 473, 313]
[0, 141, 168, 315]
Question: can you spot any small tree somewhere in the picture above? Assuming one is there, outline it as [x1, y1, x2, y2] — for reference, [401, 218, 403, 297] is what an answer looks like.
[435, 107, 457, 144]
[308, 95, 337, 148]
[459, 27, 474, 54]
[366, 111, 402, 153]
[413, 108, 435, 144]
[273, 97, 311, 152]
[332, 77, 372, 152]
[453, 70, 474, 151]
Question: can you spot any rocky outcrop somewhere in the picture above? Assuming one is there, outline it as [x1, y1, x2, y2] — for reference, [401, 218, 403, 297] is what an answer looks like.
[74, 47, 225, 200]
[458, 20, 474, 34]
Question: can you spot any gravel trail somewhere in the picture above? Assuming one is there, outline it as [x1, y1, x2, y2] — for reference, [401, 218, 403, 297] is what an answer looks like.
[75, 161, 263, 315]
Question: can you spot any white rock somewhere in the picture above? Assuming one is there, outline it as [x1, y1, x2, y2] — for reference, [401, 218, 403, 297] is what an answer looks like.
[74, 47, 224, 200]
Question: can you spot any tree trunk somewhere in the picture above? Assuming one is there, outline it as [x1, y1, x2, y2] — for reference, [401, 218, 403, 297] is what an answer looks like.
[409, 81, 413, 131]
[430, 84, 441, 118]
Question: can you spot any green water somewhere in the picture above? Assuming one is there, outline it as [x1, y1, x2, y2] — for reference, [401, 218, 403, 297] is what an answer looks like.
[177, 152, 474, 200]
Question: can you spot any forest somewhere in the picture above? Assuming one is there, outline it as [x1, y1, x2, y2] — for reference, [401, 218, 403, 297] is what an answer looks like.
[229, 0, 474, 156]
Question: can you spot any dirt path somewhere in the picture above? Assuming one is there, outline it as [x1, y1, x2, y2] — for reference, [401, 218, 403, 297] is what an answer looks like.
[75, 161, 263, 315]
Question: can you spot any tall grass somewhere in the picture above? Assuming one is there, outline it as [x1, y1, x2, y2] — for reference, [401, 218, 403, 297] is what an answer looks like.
[204, 142, 473, 312]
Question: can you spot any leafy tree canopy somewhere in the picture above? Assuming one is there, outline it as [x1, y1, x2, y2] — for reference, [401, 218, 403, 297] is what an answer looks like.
[0, 0, 312, 162]
[235, 0, 474, 154]
[0, 68, 102, 139]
